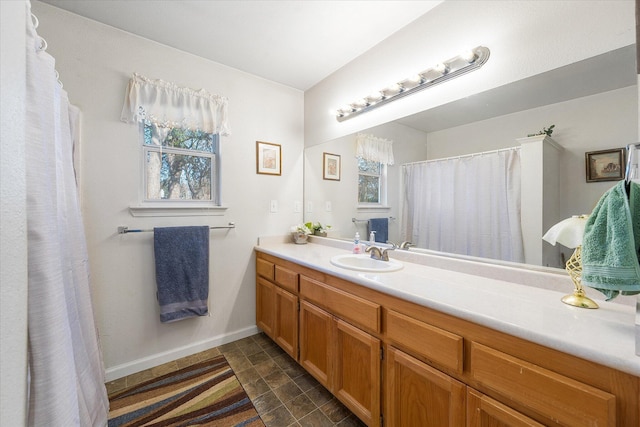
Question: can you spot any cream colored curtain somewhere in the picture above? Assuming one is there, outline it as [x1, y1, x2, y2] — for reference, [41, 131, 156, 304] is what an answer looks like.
[356, 133, 394, 165]
[121, 72, 230, 135]
[26, 3, 108, 425]
[402, 148, 524, 263]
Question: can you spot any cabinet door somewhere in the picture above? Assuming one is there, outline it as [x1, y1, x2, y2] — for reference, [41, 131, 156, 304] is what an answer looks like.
[256, 277, 275, 338]
[386, 346, 466, 427]
[467, 388, 544, 427]
[334, 319, 381, 427]
[470, 342, 616, 426]
[274, 286, 298, 359]
[299, 300, 333, 389]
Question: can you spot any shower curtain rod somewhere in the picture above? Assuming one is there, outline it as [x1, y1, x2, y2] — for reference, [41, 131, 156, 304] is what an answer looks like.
[402, 146, 520, 167]
[117, 222, 235, 234]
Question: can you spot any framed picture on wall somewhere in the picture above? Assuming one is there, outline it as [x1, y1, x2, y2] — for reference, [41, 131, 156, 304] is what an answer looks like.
[256, 141, 281, 175]
[323, 152, 341, 181]
[585, 148, 626, 182]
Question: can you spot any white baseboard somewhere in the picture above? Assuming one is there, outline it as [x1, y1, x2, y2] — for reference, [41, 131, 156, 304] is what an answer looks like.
[104, 325, 260, 382]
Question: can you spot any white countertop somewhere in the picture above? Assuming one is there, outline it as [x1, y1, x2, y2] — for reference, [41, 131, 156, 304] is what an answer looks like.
[255, 237, 640, 377]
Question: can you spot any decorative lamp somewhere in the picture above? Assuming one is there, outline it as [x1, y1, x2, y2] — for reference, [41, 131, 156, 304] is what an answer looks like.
[542, 215, 599, 309]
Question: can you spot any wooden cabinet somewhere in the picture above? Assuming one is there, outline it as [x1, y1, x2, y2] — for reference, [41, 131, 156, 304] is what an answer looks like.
[256, 277, 275, 337]
[467, 388, 544, 427]
[299, 299, 381, 426]
[469, 342, 616, 426]
[385, 346, 466, 427]
[299, 300, 332, 388]
[255, 251, 639, 427]
[274, 286, 297, 358]
[334, 318, 380, 427]
[386, 309, 463, 374]
[255, 257, 299, 359]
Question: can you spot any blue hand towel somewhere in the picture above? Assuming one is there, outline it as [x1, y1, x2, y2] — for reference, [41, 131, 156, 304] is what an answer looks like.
[368, 218, 388, 243]
[154, 226, 210, 322]
[582, 181, 640, 300]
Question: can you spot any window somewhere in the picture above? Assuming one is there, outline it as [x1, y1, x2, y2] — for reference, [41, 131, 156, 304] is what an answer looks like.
[120, 73, 230, 213]
[142, 122, 219, 204]
[355, 133, 393, 207]
[358, 158, 387, 205]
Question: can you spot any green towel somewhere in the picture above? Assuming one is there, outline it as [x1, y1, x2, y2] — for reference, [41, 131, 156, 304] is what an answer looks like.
[582, 180, 640, 300]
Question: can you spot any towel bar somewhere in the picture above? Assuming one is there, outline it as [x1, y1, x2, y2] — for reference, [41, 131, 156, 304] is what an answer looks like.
[117, 222, 236, 234]
[352, 217, 395, 223]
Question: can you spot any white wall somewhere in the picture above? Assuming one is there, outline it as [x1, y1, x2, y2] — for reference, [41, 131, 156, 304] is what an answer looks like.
[0, 2, 28, 424]
[32, 1, 304, 380]
[305, 0, 636, 147]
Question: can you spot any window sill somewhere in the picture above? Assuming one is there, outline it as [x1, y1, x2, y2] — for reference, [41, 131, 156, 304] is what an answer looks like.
[357, 205, 391, 211]
[129, 205, 228, 217]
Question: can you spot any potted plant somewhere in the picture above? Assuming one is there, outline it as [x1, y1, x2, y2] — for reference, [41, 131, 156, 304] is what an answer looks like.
[290, 224, 312, 244]
[527, 124, 555, 137]
[305, 221, 331, 237]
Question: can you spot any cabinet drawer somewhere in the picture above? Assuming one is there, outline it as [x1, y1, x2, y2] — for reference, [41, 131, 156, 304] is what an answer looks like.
[386, 309, 463, 374]
[275, 265, 298, 293]
[300, 276, 380, 333]
[256, 258, 274, 281]
[467, 388, 545, 427]
[470, 342, 616, 426]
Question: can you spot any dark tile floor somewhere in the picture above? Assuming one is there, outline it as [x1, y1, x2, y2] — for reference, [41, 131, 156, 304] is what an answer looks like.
[106, 333, 366, 427]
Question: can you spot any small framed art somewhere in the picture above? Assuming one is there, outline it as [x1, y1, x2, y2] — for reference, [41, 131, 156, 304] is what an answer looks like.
[585, 148, 626, 182]
[256, 141, 281, 175]
[323, 152, 341, 181]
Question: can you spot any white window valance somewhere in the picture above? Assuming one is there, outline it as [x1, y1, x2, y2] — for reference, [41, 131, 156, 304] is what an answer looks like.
[120, 73, 230, 135]
[356, 133, 395, 165]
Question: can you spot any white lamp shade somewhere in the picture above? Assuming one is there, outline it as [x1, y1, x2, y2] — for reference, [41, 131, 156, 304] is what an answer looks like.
[542, 215, 588, 249]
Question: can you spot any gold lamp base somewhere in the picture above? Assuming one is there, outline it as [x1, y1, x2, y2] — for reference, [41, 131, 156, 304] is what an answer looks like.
[562, 246, 598, 309]
[561, 290, 599, 309]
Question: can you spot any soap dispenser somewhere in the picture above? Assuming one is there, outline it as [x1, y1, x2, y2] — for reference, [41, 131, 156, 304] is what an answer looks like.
[353, 232, 362, 254]
[369, 230, 376, 243]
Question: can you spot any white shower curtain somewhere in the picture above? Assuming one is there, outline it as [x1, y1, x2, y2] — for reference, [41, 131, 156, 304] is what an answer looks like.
[402, 148, 524, 263]
[25, 3, 108, 426]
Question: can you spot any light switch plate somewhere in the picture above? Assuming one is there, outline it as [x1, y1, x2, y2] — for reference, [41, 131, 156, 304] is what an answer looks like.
[270, 200, 278, 213]
[325, 201, 332, 212]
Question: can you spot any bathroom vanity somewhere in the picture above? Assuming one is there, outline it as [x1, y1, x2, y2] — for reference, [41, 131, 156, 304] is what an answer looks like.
[255, 237, 639, 426]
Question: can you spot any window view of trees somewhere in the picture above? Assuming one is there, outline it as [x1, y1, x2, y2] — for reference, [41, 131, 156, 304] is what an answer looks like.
[358, 158, 381, 203]
[144, 123, 217, 201]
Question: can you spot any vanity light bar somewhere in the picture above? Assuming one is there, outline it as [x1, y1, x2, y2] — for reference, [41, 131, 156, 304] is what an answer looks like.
[335, 46, 490, 122]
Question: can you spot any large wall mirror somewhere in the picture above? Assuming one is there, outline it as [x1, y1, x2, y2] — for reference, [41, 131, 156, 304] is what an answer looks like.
[304, 44, 637, 270]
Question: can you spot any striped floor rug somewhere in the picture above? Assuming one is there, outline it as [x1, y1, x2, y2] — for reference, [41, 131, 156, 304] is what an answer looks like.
[108, 355, 265, 426]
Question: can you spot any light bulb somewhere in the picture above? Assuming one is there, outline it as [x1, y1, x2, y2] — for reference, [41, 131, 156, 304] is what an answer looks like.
[367, 91, 383, 101]
[460, 49, 477, 63]
[384, 83, 402, 95]
[354, 98, 368, 107]
[407, 74, 423, 85]
[434, 63, 449, 74]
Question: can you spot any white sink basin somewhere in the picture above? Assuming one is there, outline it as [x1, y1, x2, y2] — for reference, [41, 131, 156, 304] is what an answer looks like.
[330, 253, 403, 272]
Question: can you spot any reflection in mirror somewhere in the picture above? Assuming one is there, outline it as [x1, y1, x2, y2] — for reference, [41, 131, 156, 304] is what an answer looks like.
[304, 45, 637, 269]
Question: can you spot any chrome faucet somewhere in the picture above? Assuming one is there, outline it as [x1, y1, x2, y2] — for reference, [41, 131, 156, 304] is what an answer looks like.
[399, 241, 415, 250]
[388, 241, 415, 250]
[365, 245, 394, 261]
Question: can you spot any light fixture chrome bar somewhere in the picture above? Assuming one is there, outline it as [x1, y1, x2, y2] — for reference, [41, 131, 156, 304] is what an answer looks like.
[336, 46, 490, 122]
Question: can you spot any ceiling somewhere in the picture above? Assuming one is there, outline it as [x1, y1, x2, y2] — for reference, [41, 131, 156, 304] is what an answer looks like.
[39, 0, 443, 91]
